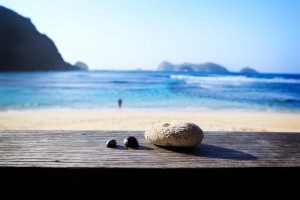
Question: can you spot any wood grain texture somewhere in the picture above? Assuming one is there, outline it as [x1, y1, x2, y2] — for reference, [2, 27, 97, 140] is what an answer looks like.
[0, 131, 299, 168]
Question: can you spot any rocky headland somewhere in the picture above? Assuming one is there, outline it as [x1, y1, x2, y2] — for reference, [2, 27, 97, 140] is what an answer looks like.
[0, 6, 87, 71]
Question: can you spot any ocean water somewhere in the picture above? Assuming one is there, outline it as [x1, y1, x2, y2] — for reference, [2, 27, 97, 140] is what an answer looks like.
[0, 70, 300, 112]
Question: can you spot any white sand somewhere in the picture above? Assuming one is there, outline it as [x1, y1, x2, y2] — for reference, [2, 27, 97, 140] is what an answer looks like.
[0, 109, 299, 132]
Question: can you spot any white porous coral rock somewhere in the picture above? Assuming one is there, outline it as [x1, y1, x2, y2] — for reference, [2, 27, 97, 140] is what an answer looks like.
[145, 121, 204, 147]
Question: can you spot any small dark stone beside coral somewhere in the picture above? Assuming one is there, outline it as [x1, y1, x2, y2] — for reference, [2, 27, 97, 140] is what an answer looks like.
[124, 136, 139, 148]
[106, 139, 117, 148]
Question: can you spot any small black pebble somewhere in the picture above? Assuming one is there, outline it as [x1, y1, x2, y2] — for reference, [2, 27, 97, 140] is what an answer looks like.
[124, 136, 139, 148]
[106, 139, 117, 148]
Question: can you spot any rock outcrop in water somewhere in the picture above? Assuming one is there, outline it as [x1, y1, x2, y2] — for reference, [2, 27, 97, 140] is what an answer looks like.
[0, 6, 87, 71]
[158, 61, 229, 73]
[240, 67, 258, 74]
[74, 61, 89, 71]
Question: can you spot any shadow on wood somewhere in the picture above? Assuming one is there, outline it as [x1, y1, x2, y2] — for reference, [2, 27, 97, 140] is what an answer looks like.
[159, 144, 257, 160]
[114, 144, 154, 150]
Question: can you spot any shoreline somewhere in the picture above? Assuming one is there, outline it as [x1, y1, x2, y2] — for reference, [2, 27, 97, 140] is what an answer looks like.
[2, 106, 300, 114]
[1, 109, 300, 132]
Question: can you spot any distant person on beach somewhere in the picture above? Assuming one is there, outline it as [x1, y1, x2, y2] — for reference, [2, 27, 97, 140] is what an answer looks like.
[117, 98, 122, 109]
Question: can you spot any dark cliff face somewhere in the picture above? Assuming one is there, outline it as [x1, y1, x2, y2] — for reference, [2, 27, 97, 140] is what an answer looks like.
[0, 6, 80, 71]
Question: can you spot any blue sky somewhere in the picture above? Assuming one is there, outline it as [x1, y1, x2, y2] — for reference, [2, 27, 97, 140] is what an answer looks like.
[1, 0, 299, 73]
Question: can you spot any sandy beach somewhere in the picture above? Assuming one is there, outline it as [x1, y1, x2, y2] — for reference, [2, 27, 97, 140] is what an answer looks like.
[0, 109, 299, 132]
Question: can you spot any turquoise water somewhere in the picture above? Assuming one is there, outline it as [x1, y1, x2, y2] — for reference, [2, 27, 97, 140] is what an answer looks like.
[0, 70, 300, 112]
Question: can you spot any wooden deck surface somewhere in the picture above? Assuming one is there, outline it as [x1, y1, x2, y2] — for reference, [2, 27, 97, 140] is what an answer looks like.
[0, 131, 299, 198]
[0, 130, 299, 168]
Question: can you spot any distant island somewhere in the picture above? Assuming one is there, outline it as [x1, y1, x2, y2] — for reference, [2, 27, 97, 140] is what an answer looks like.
[0, 6, 87, 72]
[157, 61, 258, 74]
[158, 61, 229, 73]
[240, 67, 258, 74]
[74, 61, 89, 71]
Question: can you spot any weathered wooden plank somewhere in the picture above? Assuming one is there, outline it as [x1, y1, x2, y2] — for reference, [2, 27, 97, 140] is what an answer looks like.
[0, 131, 299, 168]
[0, 131, 299, 198]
